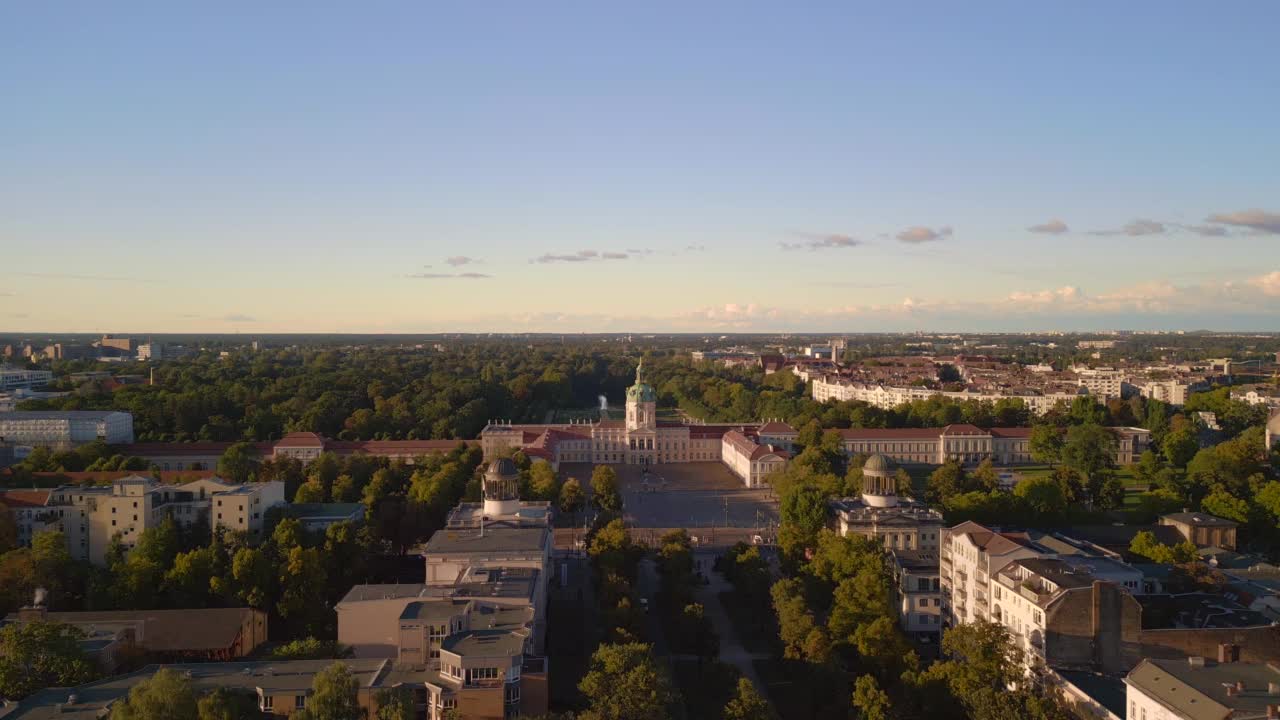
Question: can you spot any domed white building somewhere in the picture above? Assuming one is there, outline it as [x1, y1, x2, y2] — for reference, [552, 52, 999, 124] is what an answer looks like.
[830, 454, 943, 552]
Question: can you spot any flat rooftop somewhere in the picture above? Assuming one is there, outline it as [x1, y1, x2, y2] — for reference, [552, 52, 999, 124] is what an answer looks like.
[422, 526, 548, 555]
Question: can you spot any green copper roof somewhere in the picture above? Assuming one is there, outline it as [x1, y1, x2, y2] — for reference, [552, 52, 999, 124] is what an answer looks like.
[626, 360, 657, 403]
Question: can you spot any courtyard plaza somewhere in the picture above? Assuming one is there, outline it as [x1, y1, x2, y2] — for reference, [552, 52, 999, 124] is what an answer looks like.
[552, 462, 779, 550]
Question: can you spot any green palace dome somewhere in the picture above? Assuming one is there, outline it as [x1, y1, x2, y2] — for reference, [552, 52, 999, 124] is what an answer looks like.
[626, 360, 657, 403]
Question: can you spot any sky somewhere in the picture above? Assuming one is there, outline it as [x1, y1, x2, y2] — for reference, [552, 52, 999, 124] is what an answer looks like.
[2, 2, 1279, 334]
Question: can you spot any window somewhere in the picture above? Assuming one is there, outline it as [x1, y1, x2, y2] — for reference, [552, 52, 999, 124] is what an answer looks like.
[261, 695, 273, 711]
[295, 695, 306, 709]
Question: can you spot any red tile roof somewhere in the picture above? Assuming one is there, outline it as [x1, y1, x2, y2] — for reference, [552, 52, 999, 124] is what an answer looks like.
[0, 489, 50, 507]
[274, 431, 325, 448]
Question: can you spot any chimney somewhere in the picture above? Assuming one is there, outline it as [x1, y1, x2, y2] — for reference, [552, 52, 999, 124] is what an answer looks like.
[1188, 656, 1206, 669]
[1271, 682, 1280, 696]
[1228, 685, 1239, 697]
[1268, 705, 1280, 719]
[1237, 680, 1247, 693]
[1219, 643, 1241, 663]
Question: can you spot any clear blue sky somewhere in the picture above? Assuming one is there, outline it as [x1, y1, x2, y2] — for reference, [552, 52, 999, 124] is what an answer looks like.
[2, 2, 1278, 333]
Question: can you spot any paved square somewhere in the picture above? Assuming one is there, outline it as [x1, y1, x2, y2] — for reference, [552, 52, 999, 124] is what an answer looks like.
[558, 462, 780, 531]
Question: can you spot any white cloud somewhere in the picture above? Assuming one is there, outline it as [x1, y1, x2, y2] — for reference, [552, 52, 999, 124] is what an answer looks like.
[407, 272, 491, 279]
[445, 256, 478, 266]
[1090, 219, 1166, 237]
[532, 250, 630, 263]
[780, 232, 861, 251]
[1250, 271, 1280, 296]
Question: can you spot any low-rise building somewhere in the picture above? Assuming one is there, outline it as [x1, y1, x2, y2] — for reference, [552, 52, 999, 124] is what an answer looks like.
[1161, 512, 1239, 551]
[720, 429, 789, 488]
[0, 366, 53, 392]
[282, 503, 365, 533]
[0, 488, 53, 547]
[5, 604, 268, 669]
[0, 410, 134, 449]
[1125, 656, 1280, 720]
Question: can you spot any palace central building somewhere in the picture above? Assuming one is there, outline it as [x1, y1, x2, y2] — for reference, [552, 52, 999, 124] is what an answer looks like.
[479, 361, 794, 487]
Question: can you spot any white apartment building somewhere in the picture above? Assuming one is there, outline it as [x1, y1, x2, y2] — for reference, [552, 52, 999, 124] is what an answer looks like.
[1073, 367, 1124, 399]
[811, 375, 1081, 416]
[0, 410, 134, 449]
[890, 549, 942, 642]
[1125, 657, 1280, 720]
[0, 367, 53, 391]
[943, 522, 1144, 674]
[941, 521, 1043, 627]
[1140, 379, 1194, 406]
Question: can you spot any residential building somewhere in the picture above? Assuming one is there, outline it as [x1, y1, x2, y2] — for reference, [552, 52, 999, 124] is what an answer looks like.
[98, 334, 138, 354]
[33, 475, 283, 565]
[0, 488, 53, 547]
[941, 521, 1044, 627]
[335, 458, 552, 719]
[1125, 656, 1280, 720]
[1074, 367, 1125, 399]
[136, 342, 163, 361]
[991, 557, 1141, 673]
[3, 658, 478, 720]
[0, 366, 53, 391]
[812, 375, 1083, 416]
[179, 477, 286, 540]
[890, 549, 942, 643]
[1141, 379, 1195, 406]
[120, 434, 474, 471]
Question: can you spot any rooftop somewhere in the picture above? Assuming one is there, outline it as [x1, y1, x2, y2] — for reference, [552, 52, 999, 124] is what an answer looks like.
[1163, 512, 1239, 528]
[422, 526, 548, 556]
[2, 608, 262, 654]
[7, 659, 406, 720]
[0, 410, 127, 421]
[1126, 658, 1280, 720]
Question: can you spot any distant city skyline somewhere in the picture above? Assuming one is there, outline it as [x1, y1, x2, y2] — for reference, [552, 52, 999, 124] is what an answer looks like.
[2, 3, 1278, 333]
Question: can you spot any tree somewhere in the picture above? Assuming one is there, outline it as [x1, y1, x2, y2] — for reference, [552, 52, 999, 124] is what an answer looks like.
[723, 677, 779, 720]
[559, 477, 584, 514]
[1029, 424, 1064, 465]
[1200, 487, 1250, 525]
[294, 480, 328, 503]
[216, 442, 260, 484]
[0, 502, 17, 553]
[0, 621, 97, 700]
[926, 460, 969, 503]
[771, 578, 817, 661]
[1129, 531, 1198, 564]
[1162, 427, 1199, 468]
[852, 675, 891, 720]
[292, 662, 361, 720]
[591, 465, 623, 513]
[529, 462, 560, 501]
[110, 668, 197, 720]
[197, 687, 261, 720]
[1013, 476, 1067, 520]
[578, 642, 677, 720]
[230, 546, 274, 608]
[970, 459, 1000, 492]
[278, 546, 329, 637]
[269, 637, 353, 661]
[779, 485, 827, 556]
[373, 687, 415, 720]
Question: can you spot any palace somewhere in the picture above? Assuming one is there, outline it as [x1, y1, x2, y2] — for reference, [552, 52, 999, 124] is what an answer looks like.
[479, 361, 794, 487]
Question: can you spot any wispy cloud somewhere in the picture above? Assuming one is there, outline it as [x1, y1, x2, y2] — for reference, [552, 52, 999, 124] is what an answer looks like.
[1089, 219, 1166, 236]
[407, 272, 492, 279]
[9, 272, 146, 282]
[1027, 219, 1069, 234]
[532, 250, 630, 263]
[896, 226, 953, 244]
[1178, 224, 1229, 237]
[1206, 209, 1280, 235]
[223, 313, 257, 322]
[780, 232, 861, 251]
[685, 244, 707, 252]
[445, 256, 478, 266]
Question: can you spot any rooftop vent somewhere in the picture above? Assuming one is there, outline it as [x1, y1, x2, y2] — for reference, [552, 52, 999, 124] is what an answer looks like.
[1188, 656, 1207, 669]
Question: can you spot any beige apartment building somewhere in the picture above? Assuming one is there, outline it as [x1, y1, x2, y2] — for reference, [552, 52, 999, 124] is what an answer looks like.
[720, 429, 789, 487]
[40, 475, 285, 565]
[811, 375, 1083, 415]
[334, 458, 552, 719]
